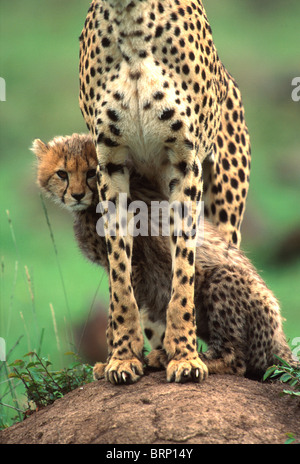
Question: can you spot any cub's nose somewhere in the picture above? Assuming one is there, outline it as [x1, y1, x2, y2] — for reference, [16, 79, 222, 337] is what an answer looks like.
[71, 193, 85, 202]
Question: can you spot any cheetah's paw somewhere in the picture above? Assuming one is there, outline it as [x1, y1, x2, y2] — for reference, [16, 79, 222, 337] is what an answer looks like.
[145, 349, 168, 370]
[167, 357, 208, 383]
[105, 358, 144, 385]
[93, 362, 107, 380]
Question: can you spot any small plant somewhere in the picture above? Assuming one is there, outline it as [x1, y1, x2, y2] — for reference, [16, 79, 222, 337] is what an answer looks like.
[285, 433, 297, 445]
[8, 351, 93, 413]
[263, 356, 300, 398]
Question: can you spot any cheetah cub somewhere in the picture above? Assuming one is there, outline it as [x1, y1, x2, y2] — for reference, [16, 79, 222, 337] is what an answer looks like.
[32, 134, 295, 383]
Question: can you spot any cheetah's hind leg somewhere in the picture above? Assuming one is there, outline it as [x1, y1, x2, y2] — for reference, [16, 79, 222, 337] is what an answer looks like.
[199, 343, 246, 376]
[145, 349, 168, 370]
[196, 265, 248, 376]
[140, 309, 168, 371]
[93, 362, 107, 380]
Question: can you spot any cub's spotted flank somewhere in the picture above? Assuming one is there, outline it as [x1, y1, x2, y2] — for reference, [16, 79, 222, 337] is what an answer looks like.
[78, 0, 251, 383]
[33, 134, 294, 383]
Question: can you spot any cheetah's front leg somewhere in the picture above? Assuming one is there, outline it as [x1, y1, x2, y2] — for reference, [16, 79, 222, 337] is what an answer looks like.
[93, 150, 144, 384]
[164, 153, 208, 383]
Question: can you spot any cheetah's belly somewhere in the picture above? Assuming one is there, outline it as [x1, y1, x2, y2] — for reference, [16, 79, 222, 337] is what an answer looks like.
[101, 57, 189, 174]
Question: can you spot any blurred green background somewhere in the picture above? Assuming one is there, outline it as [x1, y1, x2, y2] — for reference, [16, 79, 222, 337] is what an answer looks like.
[0, 0, 299, 398]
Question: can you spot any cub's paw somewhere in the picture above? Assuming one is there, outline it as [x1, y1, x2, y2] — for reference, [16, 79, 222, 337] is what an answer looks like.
[167, 357, 208, 383]
[105, 358, 144, 385]
[145, 349, 168, 370]
[93, 362, 107, 380]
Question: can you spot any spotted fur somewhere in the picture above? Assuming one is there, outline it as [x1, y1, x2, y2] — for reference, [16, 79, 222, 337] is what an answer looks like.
[76, 0, 252, 383]
[78, 0, 252, 383]
[33, 134, 295, 383]
[32, 134, 98, 211]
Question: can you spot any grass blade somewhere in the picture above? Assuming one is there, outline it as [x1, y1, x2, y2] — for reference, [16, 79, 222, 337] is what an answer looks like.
[37, 328, 45, 357]
[6, 260, 18, 339]
[50, 303, 61, 353]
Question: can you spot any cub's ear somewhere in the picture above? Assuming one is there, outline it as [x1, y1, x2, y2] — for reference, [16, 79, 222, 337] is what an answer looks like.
[31, 139, 48, 159]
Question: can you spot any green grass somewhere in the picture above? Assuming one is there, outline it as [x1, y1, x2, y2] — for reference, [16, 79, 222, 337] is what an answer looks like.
[264, 356, 300, 401]
[1, 0, 300, 428]
[0, 1, 109, 374]
[0, 349, 93, 429]
[263, 356, 300, 444]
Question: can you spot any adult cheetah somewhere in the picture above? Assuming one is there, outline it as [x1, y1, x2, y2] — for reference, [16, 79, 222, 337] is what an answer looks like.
[79, 0, 251, 383]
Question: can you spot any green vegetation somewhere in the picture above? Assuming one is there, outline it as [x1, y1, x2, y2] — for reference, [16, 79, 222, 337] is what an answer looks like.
[0, 0, 299, 428]
[1, 351, 93, 428]
[9, 351, 93, 407]
[264, 356, 300, 444]
[264, 356, 300, 399]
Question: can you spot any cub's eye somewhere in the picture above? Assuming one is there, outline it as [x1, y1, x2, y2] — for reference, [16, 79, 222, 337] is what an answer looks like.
[56, 170, 68, 180]
[86, 169, 96, 179]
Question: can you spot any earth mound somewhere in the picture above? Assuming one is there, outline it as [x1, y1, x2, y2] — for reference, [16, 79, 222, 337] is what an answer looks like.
[1, 371, 299, 445]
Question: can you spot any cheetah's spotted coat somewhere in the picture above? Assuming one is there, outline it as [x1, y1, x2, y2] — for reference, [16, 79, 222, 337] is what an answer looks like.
[72, 0, 250, 379]
[33, 134, 294, 383]
[78, 0, 251, 383]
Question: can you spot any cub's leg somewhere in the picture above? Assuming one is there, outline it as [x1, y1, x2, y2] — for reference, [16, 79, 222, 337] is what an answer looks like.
[197, 266, 247, 376]
[140, 309, 168, 370]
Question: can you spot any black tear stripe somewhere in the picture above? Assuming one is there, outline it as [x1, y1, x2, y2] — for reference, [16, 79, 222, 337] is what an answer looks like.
[85, 176, 94, 191]
[61, 178, 69, 204]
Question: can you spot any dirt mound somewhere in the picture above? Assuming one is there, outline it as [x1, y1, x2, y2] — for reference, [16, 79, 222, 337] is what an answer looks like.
[1, 372, 299, 445]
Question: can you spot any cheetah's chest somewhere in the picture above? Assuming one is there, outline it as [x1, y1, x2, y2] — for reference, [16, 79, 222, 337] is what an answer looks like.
[97, 55, 189, 172]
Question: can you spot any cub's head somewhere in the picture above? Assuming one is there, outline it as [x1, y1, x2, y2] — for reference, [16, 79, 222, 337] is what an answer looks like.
[32, 133, 98, 211]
